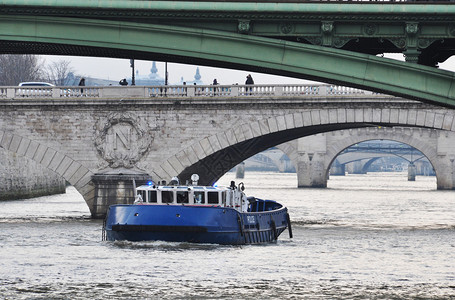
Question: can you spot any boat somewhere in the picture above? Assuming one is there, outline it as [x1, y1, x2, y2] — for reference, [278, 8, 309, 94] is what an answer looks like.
[103, 174, 292, 245]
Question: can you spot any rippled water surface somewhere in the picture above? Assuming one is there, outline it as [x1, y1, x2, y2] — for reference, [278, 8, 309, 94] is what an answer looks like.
[1, 172, 454, 299]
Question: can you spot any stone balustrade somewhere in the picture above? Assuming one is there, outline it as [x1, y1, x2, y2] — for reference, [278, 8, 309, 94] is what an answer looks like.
[0, 84, 376, 99]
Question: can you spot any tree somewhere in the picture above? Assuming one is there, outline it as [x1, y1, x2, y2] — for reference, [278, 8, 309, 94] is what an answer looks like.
[0, 54, 44, 85]
[44, 59, 77, 86]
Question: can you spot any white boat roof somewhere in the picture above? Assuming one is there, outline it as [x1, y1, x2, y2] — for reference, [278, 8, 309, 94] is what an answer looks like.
[136, 184, 229, 191]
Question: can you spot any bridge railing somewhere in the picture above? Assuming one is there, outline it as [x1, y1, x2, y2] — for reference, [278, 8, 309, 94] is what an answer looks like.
[0, 84, 375, 99]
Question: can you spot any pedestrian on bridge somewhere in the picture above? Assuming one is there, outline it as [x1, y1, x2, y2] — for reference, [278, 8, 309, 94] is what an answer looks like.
[245, 74, 254, 95]
[212, 79, 218, 96]
[78, 77, 85, 95]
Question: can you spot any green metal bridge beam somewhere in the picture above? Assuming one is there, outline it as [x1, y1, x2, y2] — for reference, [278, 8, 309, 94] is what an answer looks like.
[0, 15, 454, 107]
[2, 1, 455, 67]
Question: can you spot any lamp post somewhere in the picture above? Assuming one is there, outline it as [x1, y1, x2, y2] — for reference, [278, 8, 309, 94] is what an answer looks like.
[165, 62, 168, 86]
[130, 59, 135, 86]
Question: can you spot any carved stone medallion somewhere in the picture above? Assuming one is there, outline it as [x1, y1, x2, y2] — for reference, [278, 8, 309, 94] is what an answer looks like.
[95, 113, 153, 168]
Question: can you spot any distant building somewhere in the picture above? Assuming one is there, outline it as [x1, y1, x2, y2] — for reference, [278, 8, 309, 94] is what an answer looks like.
[129, 62, 204, 86]
[133, 61, 165, 86]
[176, 67, 204, 85]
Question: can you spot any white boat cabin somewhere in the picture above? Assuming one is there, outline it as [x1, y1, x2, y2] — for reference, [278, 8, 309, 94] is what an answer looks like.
[134, 183, 249, 212]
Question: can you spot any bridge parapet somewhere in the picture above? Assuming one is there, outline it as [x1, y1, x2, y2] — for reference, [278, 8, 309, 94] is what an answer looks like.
[0, 84, 374, 100]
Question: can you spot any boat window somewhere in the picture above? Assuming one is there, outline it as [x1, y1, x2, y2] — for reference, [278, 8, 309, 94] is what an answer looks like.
[147, 190, 157, 203]
[194, 191, 205, 204]
[161, 191, 174, 203]
[207, 192, 219, 204]
[137, 190, 146, 202]
[177, 191, 189, 204]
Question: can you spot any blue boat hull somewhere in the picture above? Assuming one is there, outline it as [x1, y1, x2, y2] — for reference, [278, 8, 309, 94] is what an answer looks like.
[104, 205, 290, 245]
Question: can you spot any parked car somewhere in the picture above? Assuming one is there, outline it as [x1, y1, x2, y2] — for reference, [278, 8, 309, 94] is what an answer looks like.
[17, 82, 54, 97]
[18, 82, 54, 87]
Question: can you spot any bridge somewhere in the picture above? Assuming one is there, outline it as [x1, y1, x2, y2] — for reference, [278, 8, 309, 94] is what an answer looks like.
[333, 141, 431, 175]
[2, 1, 455, 217]
[243, 141, 433, 175]
[0, 1, 455, 106]
[1, 84, 455, 218]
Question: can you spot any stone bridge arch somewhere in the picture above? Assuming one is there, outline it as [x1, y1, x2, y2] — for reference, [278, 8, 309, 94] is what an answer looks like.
[324, 129, 439, 181]
[0, 130, 95, 209]
[159, 107, 455, 189]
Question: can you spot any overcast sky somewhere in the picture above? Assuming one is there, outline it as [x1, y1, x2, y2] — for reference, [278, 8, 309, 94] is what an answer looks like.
[43, 54, 455, 86]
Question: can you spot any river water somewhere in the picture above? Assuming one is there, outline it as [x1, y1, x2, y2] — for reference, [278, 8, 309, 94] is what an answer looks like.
[0, 172, 454, 299]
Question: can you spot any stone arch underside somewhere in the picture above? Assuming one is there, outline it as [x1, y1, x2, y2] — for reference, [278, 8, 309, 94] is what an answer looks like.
[0, 15, 455, 107]
[160, 107, 455, 185]
[0, 130, 95, 211]
[324, 131, 441, 182]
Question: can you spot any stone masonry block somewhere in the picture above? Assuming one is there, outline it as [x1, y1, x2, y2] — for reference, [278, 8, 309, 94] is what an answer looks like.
[372, 108, 381, 123]
[160, 160, 177, 178]
[416, 111, 426, 126]
[199, 137, 214, 156]
[398, 109, 408, 125]
[192, 142, 206, 160]
[337, 109, 346, 123]
[16, 138, 31, 156]
[9, 135, 22, 153]
[68, 169, 92, 186]
[69, 166, 90, 186]
[0, 132, 12, 149]
[25, 140, 39, 160]
[242, 124, 254, 140]
[167, 155, 184, 174]
[381, 108, 390, 123]
[63, 161, 82, 180]
[41, 148, 57, 168]
[233, 125, 246, 142]
[224, 129, 238, 145]
[390, 109, 399, 124]
[407, 110, 417, 125]
[293, 112, 303, 128]
[327, 109, 337, 124]
[33, 144, 48, 163]
[276, 115, 286, 131]
[55, 156, 73, 177]
[433, 113, 444, 129]
[443, 114, 454, 131]
[216, 132, 230, 149]
[258, 118, 270, 135]
[249, 121, 262, 137]
[208, 135, 222, 153]
[267, 118, 279, 133]
[303, 111, 312, 126]
[284, 114, 294, 130]
[346, 109, 355, 123]
[311, 110, 321, 125]
[425, 112, 435, 128]
[175, 151, 192, 168]
[319, 110, 329, 125]
[184, 147, 199, 165]
[48, 152, 65, 172]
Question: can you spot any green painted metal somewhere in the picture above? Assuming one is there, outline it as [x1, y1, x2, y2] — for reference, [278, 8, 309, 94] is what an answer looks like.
[0, 15, 454, 107]
[2, 0, 455, 14]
